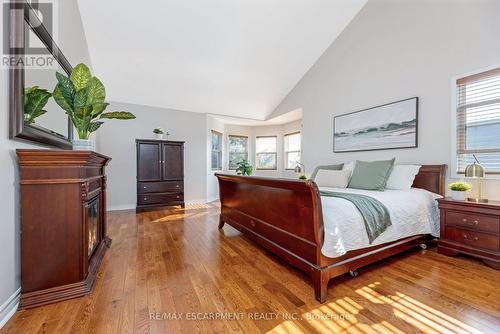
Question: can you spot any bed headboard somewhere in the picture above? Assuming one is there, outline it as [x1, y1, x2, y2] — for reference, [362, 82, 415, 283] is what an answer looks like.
[412, 165, 447, 196]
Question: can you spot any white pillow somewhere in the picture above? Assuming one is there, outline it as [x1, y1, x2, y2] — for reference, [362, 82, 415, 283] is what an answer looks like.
[342, 161, 356, 173]
[315, 170, 352, 188]
[386, 165, 421, 190]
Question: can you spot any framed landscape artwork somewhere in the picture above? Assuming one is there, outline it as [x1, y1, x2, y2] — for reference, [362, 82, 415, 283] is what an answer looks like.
[333, 97, 418, 153]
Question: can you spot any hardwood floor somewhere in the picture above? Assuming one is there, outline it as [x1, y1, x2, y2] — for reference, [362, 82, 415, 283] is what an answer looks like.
[2, 203, 500, 334]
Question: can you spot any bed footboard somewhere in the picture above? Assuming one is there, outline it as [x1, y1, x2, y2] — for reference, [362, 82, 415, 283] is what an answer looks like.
[216, 165, 446, 303]
[216, 174, 325, 272]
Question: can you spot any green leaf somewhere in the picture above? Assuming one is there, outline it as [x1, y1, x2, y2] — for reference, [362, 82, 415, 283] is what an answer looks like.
[74, 106, 93, 119]
[24, 87, 52, 124]
[55, 72, 76, 105]
[86, 77, 105, 105]
[70, 64, 92, 91]
[91, 102, 109, 117]
[53, 85, 73, 114]
[88, 121, 104, 133]
[99, 111, 136, 120]
[74, 89, 88, 109]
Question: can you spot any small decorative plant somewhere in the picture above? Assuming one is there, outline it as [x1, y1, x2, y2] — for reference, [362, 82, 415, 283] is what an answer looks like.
[235, 160, 253, 176]
[448, 181, 472, 191]
[53, 63, 136, 141]
[448, 181, 471, 201]
[153, 127, 164, 139]
[298, 175, 307, 180]
[24, 86, 52, 124]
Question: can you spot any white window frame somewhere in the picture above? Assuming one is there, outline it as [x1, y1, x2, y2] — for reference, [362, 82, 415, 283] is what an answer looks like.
[255, 136, 278, 170]
[451, 64, 500, 180]
[284, 131, 301, 170]
[227, 135, 248, 170]
[211, 130, 223, 171]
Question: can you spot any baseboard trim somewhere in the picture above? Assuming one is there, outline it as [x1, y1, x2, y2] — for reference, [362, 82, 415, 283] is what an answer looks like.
[0, 288, 20, 329]
[107, 204, 136, 211]
[206, 196, 219, 203]
[108, 199, 212, 212]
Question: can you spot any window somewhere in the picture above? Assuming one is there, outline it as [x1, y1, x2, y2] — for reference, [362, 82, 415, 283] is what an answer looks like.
[228, 135, 248, 170]
[284, 132, 301, 170]
[256, 136, 277, 170]
[211, 130, 222, 170]
[456, 67, 500, 174]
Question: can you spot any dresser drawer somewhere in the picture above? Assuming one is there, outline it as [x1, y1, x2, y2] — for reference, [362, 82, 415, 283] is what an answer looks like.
[446, 211, 499, 234]
[137, 193, 183, 205]
[137, 181, 183, 194]
[445, 227, 499, 252]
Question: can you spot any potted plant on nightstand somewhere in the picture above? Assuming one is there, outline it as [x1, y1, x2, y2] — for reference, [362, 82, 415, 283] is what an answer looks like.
[448, 181, 472, 201]
[235, 160, 253, 176]
[53, 64, 136, 150]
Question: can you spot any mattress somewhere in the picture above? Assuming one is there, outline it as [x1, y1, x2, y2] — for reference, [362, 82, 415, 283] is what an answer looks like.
[319, 186, 441, 258]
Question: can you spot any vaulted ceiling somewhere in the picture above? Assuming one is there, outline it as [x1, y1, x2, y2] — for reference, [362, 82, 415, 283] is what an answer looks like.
[77, 0, 366, 120]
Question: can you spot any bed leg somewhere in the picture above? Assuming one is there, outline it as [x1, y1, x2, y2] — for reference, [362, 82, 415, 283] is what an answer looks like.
[312, 269, 329, 303]
[218, 215, 225, 229]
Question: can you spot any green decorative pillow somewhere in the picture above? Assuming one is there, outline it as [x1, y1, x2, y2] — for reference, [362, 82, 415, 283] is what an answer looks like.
[347, 158, 395, 191]
[311, 163, 344, 180]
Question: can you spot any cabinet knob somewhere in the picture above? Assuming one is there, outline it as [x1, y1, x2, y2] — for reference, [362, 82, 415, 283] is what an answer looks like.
[176, 185, 179, 188]
[143, 186, 147, 189]
[463, 234, 479, 241]
[462, 218, 479, 226]
[144, 197, 147, 201]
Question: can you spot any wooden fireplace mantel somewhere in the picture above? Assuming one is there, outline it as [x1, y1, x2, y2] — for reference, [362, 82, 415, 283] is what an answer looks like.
[17, 149, 111, 308]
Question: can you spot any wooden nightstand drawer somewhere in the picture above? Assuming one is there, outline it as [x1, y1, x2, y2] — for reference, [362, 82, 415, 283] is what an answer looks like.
[446, 211, 499, 234]
[445, 227, 499, 252]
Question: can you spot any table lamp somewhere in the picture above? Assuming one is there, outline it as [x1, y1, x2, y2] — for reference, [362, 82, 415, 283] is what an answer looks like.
[465, 155, 487, 203]
[294, 162, 306, 178]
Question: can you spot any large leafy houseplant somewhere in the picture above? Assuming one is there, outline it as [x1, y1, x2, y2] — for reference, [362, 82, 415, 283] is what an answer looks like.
[24, 86, 52, 124]
[235, 160, 253, 176]
[53, 64, 135, 140]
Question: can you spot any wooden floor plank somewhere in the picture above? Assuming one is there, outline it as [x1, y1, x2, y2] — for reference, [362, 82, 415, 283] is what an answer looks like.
[2, 204, 500, 334]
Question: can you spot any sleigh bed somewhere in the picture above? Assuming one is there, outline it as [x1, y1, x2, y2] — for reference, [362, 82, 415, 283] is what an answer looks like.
[215, 165, 447, 303]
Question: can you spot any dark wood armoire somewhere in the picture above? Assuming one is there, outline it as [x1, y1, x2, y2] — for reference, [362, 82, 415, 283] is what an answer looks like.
[136, 139, 185, 211]
[17, 149, 111, 309]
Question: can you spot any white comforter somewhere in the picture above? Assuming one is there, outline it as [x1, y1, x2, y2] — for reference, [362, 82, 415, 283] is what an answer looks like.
[319, 187, 441, 258]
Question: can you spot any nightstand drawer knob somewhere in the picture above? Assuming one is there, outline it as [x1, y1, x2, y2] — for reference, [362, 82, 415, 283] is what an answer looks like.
[462, 218, 479, 226]
[463, 234, 479, 241]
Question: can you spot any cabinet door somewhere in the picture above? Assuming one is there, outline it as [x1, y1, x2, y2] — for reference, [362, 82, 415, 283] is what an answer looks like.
[162, 143, 183, 180]
[137, 142, 161, 181]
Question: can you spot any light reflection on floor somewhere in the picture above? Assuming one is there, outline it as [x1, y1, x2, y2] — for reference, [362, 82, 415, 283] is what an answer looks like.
[267, 282, 486, 334]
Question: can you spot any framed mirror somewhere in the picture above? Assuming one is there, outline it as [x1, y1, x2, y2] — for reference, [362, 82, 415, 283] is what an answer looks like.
[9, 0, 73, 149]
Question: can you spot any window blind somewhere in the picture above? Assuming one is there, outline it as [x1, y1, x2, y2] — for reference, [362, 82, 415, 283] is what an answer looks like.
[456, 68, 500, 174]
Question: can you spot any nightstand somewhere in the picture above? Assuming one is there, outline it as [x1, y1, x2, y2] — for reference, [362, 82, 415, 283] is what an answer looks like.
[437, 198, 500, 270]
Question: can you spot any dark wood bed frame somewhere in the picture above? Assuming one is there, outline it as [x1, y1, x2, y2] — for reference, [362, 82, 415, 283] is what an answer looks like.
[216, 165, 447, 303]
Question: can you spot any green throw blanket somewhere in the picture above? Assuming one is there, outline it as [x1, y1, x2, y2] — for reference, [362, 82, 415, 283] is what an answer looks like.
[319, 191, 392, 244]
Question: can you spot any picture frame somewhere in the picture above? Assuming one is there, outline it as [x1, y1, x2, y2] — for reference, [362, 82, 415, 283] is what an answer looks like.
[333, 97, 418, 153]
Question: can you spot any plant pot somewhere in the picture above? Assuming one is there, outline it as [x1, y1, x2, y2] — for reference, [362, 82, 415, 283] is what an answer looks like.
[72, 139, 95, 151]
[154, 133, 164, 140]
[451, 190, 467, 201]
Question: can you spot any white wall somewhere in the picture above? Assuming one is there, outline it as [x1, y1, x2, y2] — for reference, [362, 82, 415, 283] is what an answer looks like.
[223, 120, 302, 179]
[271, 0, 500, 199]
[96, 102, 208, 210]
[0, 1, 92, 327]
